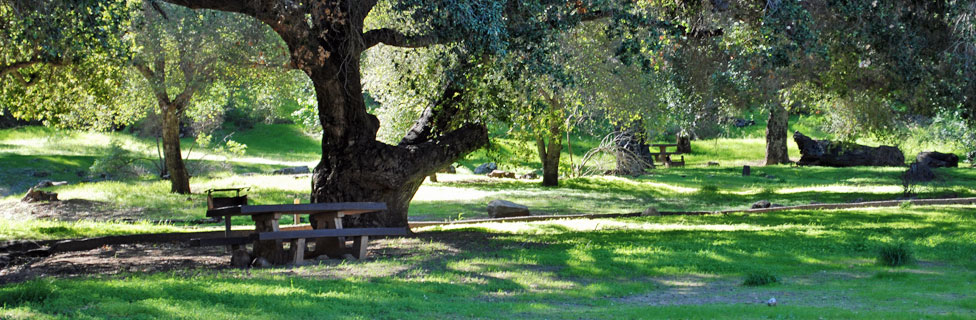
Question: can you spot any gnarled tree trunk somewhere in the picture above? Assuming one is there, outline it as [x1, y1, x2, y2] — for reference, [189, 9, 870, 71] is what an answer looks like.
[166, 0, 489, 227]
[764, 103, 790, 165]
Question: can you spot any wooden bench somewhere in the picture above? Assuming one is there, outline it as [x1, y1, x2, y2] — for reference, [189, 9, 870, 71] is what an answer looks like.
[190, 227, 409, 263]
[650, 143, 686, 167]
[664, 155, 685, 167]
[202, 202, 396, 265]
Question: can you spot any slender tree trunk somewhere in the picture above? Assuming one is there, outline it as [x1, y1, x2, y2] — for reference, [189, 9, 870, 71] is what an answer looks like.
[160, 102, 191, 194]
[764, 103, 790, 165]
[536, 121, 563, 187]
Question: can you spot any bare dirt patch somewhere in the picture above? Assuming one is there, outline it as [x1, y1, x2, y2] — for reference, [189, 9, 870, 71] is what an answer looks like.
[0, 199, 149, 222]
[1, 243, 229, 284]
[615, 274, 862, 308]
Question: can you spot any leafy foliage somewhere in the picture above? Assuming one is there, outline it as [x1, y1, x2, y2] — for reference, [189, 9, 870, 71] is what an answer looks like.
[877, 241, 915, 267]
[742, 270, 778, 287]
[88, 139, 145, 180]
[0, 0, 135, 129]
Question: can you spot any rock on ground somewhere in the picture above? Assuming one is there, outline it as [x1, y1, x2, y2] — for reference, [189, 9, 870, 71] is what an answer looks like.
[751, 200, 772, 209]
[272, 166, 310, 175]
[438, 165, 457, 174]
[642, 207, 660, 216]
[487, 200, 530, 218]
[519, 172, 538, 179]
[474, 162, 498, 174]
[487, 170, 516, 179]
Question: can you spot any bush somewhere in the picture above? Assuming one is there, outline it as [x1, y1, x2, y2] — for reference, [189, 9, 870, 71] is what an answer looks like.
[742, 270, 778, 286]
[89, 139, 146, 179]
[877, 242, 914, 267]
[0, 280, 57, 305]
[698, 185, 719, 194]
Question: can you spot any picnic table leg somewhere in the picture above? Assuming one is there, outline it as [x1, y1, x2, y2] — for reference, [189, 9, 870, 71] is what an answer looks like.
[252, 213, 286, 264]
[351, 236, 369, 259]
[224, 215, 235, 252]
[290, 238, 305, 264]
[309, 212, 346, 258]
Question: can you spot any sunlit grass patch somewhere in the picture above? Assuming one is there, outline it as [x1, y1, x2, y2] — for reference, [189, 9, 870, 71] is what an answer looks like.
[0, 218, 199, 241]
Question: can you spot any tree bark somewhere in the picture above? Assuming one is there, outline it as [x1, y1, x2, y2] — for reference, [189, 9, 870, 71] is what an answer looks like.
[160, 102, 191, 194]
[308, 65, 487, 227]
[764, 103, 790, 165]
[164, 0, 489, 227]
[536, 123, 563, 187]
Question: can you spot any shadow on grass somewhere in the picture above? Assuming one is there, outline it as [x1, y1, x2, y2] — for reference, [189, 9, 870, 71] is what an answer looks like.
[3, 206, 974, 318]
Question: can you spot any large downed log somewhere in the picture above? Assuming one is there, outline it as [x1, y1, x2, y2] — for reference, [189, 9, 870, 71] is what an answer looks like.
[794, 131, 905, 167]
[916, 151, 959, 168]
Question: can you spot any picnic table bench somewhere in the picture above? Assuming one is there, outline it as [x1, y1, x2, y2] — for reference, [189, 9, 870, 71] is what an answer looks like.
[195, 202, 408, 265]
[650, 143, 685, 167]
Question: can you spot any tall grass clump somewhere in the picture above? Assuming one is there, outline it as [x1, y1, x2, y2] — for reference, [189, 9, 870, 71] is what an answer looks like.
[0, 280, 57, 306]
[877, 242, 914, 267]
[742, 270, 778, 286]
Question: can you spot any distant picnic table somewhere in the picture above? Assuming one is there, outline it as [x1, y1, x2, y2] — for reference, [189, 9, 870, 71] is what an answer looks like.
[650, 143, 685, 167]
[200, 202, 407, 265]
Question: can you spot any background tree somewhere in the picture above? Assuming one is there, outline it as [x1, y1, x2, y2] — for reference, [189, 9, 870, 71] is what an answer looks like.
[131, 1, 289, 193]
[0, 0, 134, 129]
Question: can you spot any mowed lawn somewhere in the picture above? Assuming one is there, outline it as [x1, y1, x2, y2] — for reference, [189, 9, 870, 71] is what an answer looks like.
[2, 125, 975, 318]
[2, 206, 975, 318]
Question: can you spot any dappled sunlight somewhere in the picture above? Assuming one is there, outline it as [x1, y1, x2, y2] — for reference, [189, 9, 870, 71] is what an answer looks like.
[420, 218, 807, 234]
[777, 185, 903, 194]
[413, 186, 494, 202]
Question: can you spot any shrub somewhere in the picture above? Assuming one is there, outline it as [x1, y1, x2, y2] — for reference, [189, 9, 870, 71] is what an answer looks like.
[89, 139, 146, 179]
[742, 270, 778, 286]
[0, 280, 57, 305]
[877, 242, 914, 267]
[698, 185, 719, 194]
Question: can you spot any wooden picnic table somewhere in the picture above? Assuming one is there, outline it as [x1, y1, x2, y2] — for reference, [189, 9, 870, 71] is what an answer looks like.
[649, 143, 680, 162]
[205, 202, 402, 264]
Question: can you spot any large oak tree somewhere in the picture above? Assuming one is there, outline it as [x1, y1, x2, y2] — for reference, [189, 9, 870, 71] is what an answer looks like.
[160, 0, 630, 227]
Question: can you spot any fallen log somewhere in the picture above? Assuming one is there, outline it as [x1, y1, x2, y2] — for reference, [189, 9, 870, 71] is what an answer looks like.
[794, 131, 905, 167]
[916, 151, 959, 168]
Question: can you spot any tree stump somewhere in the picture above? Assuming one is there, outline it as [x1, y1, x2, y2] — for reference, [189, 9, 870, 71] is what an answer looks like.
[794, 131, 904, 167]
[676, 133, 692, 153]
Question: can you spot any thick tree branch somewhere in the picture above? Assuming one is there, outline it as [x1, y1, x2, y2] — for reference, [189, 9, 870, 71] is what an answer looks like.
[400, 86, 464, 146]
[400, 123, 488, 181]
[0, 56, 50, 79]
[133, 60, 171, 105]
[160, 0, 247, 14]
[362, 28, 451, 49]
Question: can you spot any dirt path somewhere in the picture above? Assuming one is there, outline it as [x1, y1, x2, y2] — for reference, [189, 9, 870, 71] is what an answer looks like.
[0, 243, 229, 285]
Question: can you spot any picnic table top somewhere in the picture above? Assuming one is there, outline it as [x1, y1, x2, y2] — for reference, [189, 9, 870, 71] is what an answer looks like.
[207, 202, 387, 217]
[650, 143, 679, 147]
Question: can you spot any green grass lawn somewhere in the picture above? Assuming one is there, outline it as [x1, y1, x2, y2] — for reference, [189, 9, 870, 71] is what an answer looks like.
[3, 124, 976, 238]
[2, 123, 975, 318]
[2, 206, 974, 318]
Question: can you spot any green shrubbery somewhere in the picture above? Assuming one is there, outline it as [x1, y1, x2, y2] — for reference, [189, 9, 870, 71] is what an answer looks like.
[742, 270, 778, 286]
[877, 242, 914, 267]
[0, 280, 57, 306]
[89, 139, 146, 179]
